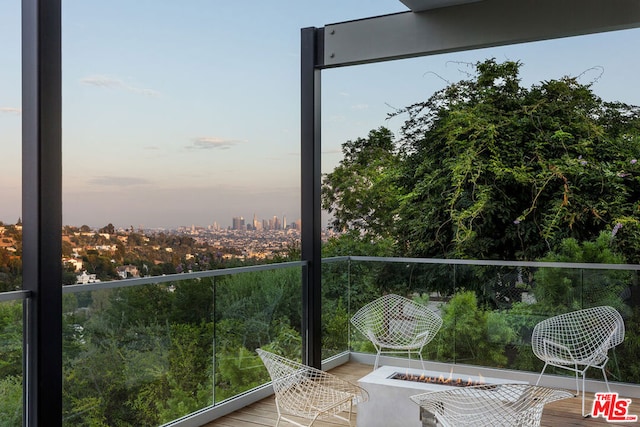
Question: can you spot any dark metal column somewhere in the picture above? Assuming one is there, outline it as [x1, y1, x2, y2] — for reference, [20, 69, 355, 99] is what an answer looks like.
[22, 0, 63, 425]
[300, 27, 323, 368]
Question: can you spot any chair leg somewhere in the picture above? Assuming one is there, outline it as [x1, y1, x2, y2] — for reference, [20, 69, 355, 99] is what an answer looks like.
[535, 363, 548, 386]
[374, 351, 381, 370]
[581, 372, 587, 418]
[575, 362, 580, 396]
[418, 352, 426, 371]
[308, 413, 320, 426]
[275, 397, 283, 427]
[601, 367, 611, 393]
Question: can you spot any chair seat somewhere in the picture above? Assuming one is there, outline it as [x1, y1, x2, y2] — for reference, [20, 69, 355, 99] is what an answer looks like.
[283, 381, 354, 416]
[411, 384, 573, 427]
[376, 332, 424, 349]
[257, 348, 369, 426]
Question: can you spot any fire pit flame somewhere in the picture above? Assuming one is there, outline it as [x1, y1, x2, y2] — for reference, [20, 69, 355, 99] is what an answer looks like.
[390, 371, 486, 388]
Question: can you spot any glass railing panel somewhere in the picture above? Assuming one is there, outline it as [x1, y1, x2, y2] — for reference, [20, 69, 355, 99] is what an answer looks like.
[441, 264, 639, 379]
[213, 266, 302, 403]
[62, 278, 214, 427]
[514, 266, 638, 384]
[444, 263, 543, 369]
[606, 268, 640, 386]
[345, 257, 640, 389]
[345, 259, 456, 366]
[0, 299, 23, 427]
[322, 258, 350, 359]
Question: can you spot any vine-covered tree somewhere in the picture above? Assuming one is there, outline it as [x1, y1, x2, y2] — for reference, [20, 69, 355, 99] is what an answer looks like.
[323, 59, 640, 260]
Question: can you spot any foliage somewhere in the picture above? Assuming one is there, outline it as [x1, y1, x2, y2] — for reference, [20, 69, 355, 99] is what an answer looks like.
[533, 231, 630, 313]
[610, 217, 640, 264]
[0, 375, 21, 427]
[427, 291, 515, 367]
[322, 59, 640, 260]
[214, 269, 300, 350]
[322, 298, 349, 357]
[322, 127, 401, 239]
[0, 302, 22, 379]
[612, 306, 640, 383]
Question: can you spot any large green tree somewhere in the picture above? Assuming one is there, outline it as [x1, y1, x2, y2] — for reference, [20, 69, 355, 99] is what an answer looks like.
[322, 127, 400, 240]
[323, 59, 640, 260]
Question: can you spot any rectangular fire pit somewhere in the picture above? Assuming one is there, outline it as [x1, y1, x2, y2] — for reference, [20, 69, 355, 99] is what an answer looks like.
[357, 365, 527, 427]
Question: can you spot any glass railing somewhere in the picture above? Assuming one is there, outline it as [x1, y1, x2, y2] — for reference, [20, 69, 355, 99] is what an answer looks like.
[0, 292, 27, 427]
[60, 262, 304, 427]
[341, 257, 640, 387]
[5, 256, 640, 426]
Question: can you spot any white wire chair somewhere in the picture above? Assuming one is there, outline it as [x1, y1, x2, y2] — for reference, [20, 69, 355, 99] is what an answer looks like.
[410, 384, 573, 427]
[256, 349, 368, 427]
[531, 305, 625, 417]
[350, 293, 442, 370]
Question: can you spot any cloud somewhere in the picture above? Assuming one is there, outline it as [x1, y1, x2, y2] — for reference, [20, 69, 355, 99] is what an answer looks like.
[351, 103, 369, 110]
[80, 75, 160, 97]
[322, 148, 342, 155]
[187, 137, 244, 150]
[88, 176, 151, 187]
[0, 107, 21, 115]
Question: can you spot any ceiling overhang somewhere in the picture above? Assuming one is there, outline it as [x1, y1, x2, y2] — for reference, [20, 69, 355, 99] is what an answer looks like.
[322, 0, 640, 68]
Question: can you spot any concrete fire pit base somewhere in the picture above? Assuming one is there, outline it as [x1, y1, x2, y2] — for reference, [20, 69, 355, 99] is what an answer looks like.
[356, 365, 527, 427]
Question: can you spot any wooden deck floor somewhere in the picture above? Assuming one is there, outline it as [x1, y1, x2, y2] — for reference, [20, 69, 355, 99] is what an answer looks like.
[202, 362, 639, 427]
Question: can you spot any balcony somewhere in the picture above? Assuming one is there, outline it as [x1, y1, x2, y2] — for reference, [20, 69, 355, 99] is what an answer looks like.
[2, 256, 640, 426]
[13, 2, 640, 426]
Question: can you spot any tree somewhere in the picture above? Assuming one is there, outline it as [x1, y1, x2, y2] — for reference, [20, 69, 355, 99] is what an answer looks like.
[322, 127, 401, 240]
[99, 223, 115, 234]
[532, 231, 630, 313]
[426, 290, 516, 367]
[322, 59, 640, 261]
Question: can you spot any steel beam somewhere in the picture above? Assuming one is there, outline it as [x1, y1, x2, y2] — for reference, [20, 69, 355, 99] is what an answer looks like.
[300, 27, 323, 369]
[398, 0, 483, 12]
[22, 0, 63, 425]
[324, 0, 640, 67]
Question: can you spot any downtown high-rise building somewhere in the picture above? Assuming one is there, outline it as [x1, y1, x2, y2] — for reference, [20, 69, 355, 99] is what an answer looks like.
[232, 216, 246, 230]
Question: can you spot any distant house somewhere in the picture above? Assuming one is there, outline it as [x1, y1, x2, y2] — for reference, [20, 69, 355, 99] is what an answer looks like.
[76, 271, 100, 284]
[63, 258, 83, 272]
[116, 265, 140, 279]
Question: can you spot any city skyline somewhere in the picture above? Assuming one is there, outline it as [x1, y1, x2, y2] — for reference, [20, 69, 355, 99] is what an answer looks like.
[2, 2, 640, 229]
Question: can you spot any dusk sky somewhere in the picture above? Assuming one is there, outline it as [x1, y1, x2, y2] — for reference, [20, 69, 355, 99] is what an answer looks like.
[1, 1, 640, 229]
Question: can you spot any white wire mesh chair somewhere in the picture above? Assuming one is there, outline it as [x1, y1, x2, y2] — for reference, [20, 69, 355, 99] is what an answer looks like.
[531, 305, 625, 417]
[410, 384, 573, 427]
[350, 294, 442, 370]
[256, 349, 368, 427]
